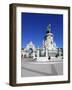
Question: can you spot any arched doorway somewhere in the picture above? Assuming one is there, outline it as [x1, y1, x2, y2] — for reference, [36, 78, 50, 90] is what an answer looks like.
[28, 48, 33, 58]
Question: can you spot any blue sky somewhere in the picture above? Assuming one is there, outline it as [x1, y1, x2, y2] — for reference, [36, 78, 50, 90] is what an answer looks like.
[21, 12, 63, 48]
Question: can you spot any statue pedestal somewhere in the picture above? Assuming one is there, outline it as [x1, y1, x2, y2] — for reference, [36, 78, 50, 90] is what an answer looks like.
[37, 49, 49, 61]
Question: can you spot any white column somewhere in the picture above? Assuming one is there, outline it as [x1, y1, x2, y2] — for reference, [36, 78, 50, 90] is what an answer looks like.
[33, 52, 35, 59]
[46, 48, 49, 61]
[37, 49, 39, 61]
[46, 48, 48, 57]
